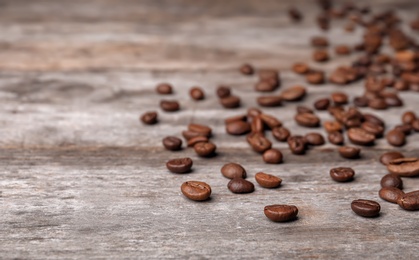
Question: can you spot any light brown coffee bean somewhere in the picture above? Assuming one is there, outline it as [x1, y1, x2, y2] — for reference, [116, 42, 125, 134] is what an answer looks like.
[292, 63, 310, 74]
[240, 63, 254, 75]
[262, 149, 283, 164]
[251, 116, 264, 133]
[181, 181, 211, 201]
[306, 70, 325, 84]
[264, 205, 299, 222]
[221, 163, 247, 179]
[323, 121, 343, 133]
[295, 113, 320, 127]
[281, 86, 306, 101]
[331, 92, 348, 105]
[255, 172, 282, 188]
[402, 110, 416, 125]
[387, 158, 419, 177]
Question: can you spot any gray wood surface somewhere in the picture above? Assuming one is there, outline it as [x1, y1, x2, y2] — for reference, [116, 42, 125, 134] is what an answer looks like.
[0, 0, 419, 259]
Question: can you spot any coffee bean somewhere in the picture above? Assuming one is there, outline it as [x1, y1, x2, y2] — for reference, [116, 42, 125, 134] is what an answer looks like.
[351, 199, 381, 217]
[257, 96, 282, 107]
[295, 113, 320, 127]
[368, 98, 388, 110]
[314, 98, 330, 110]
[394, 80, 409, 91]
[353, 96, 369, 107]
[255, 172, 282, 188]
[288, 7, 302, 22]
[394, 124, 412, 135]
[292, 63, 310, 74]
[258, 69, 279, 80]
[363, 113, 385, 127]
[182, 130, 207, 140]
[361, 121, 384, 137]
[166, 158, 193, 173]
[162, 136, 182, 151]
[380, 173, 403, 189]
[335, 45, 351, 55]
[190, 87, 205, 100]
[216, 86, 231, 98]
[381, 92, 403, 107]
[379, 187, 404, 204]
[260, 114, 282, 129]
[412, 119, 419, 132]
[328, 131, 344, 145]
[272, 126, 291, 142]
[323, 121, 343, 133]
[330, 167, 355, 182]
[221, 163, 247, 179]
[306, 70, 325, 84]
[402, 111, 416, 125]
[281, 86, 306, 101]
[181, 181, 211, 201]
[379, 151, 404, 165]
[304, 132, 325, 146]
[194, 142, 216, 157]
[347, 127, 375, 145]
[296, 105, 314, 114]
[311, 36, 329, 47]
[140, 111, 158, 125]
[387, 157, 419, 177]
[187, 136, 209, 147]
[386, 129, 405, 147]
[160, 100, 180, 112]
[264, 205, 298, 222]
[255, 80, 278, 92]
[156, 83, 173, 94]
[227, 178, 255, 194]
[313, 49, 329, 62]
[240, 63, 254, 75]
[251, 116, 264, 133]
[220, 95, 241, 108]
[398, 191, 419, 210]
[188, 124, 212, 137]
[226, 121, 251, 135]
[331, 92, 348, 105]
[247, 132, 272, 153]
[247, 107, 262, 119]
[338, 146, 360, 159]
[262, 149, 283, 164]
[288, 135, 306, 155]
[225, 114, 247, 124]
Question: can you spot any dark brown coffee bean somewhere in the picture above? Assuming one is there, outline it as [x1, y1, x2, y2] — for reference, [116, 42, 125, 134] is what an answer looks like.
[162, 136, 182, 151]
[257, 96, 282, 107]
[255, 172, 282, 188]
[313, 50, 329, 62]
[188, 123, 212, 137]
[381, 92, 403, 107]
[328, 131, 344, 145]
[361, 121, 384, 137]
[182, 130, 207, 140]
[247, 107, 262, 119]
[314, 98, 330, 110]
[335, 45, 351, 55]
[304, 132, 325, 146]
[306, 70, 325, 84]
[331, 92, 348, 105]
[255, 80, 278, 92]
[368, 98, 388, 110]
[264, 205, 298, 222]
[221, 163, 247, 179]
[288, 7, 302, 22]
[227, 178, 255, 194]
[181, 181, 211, 201]
[194, 142, 216, 157]
[351, 199, 381, 217]
[226, 121, 251, 135]
[240, 63, 254, 75]
[394, 124, 412, 135]
[247, 132, 272, 153]
[160, 100, 180, 112]
[398, 191, 419, 210]
[272, 126, 291, 142]
[296, 106, 314, 114]
[330, 167, 355, 182]
[220, 95, 240, 108]
[187, 136, 209, 147]
[353, 96, 369, 107]
[216, 86, 231, 98]
[225, 114, 247, 124]
[347, 127, 375, 145]
[387, 158, 419, 177]
[166, 158, 193, 173]
[311, 36, 329, 47]
[386, 129, 406, 147]
[281, 86, 306, 101]
[156, 83, 173, 94]
[140, 111, 158, 125]
[260, 114, 282, 129]
[258, 69, 279, 81]
[363, 113, 385, 127]
[288, 135, 306, 155]
[412, 119, 419, 132]
[379, 187, 404, 204]
[380, 173, 403, 189]
[323, 121, 343, 133]
[338, 146, 360, 159]
[292, 63, 310, 74]
[402, 111, 416, 125]
[262, 149, 283, 164]
[295, 113, 320, 127]
[251, 116, 264, 133]
[190, 87, 205, 100]
[394, 80, 409, 91]
[380, 151, 404, 165]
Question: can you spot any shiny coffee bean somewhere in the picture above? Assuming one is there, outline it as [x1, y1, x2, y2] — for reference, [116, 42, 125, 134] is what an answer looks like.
[260, 114, 282, 129]
[140, 111, 158, 125]
[257, 96, 282, 107]
[306, 70, 325, 84]
[330, 167, 355, 182]
[226, 121, 251, 135]
[402, 111, 416, 124]
[166, 158, 193, 173]
[295, 113, 320, 127]
[182, 130, 207, 140]
[314, 98, 330, 110]
[216, 86, 231, 98]
[224, 114, 247, 124]
[379, 151, 404, 165]
[190, 87, 205, 100]
[160, 100, 180, 112]
[304, 132, 325, 146]
[272, 126, 291, 142]
[262, 149, 283, 164]
[368, 98, 388, 110]
[328, 131, 344, 145]
[255, 172, 282, 188]
[398, 191, 419, 210]
[379, 187, 404, 204]
[187, 136, 209, 147]
[264, 205, 298, 222]
[221, 163, 247, 179]
[351, 199, 381, 217]
[296, 105, 314, 114]
[386, 129, 406, 147]
[380, 173, 403, 189]
[288, 135, 306, 155]
[227, 178, 255, 194]
[338, 146, 360, 159]
[251, 116, 264, 133]
[361, 121, 384, 137]
[188, 123, 212, 137]
[220, 95, 241, 108]
[162, 136, 182, 151]
[394, 124, 412, 135]
[181, 181, 211, 201]
[255, 80, 278, 92]
[247, 132, 272, 153]
[331, 92, 348, 105]
[323, 121, 343, 133]
[247, 107, 262, 119]
[313, 49, 329, 62]
[387, 158, 419, 177]
[363, 113, 385, 127]
[156, 83, 173, 94]
[193, 142, 216, 157]
[347, 127, 375, 145]
[240, 63, 254, 75]
[281, 86, 306, 101]
[292, 63, 310, 74]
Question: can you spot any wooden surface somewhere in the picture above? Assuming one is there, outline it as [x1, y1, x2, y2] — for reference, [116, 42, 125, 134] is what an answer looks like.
[1, 0, 419, 259]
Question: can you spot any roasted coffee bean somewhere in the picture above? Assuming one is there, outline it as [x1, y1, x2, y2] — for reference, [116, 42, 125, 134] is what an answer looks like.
[221, 163, 247, 179]
[386, 129, 406, 147]
[288, 135, 306, 155]
[380, 151, 404, 165]
[225, 114, 247, 124]
[140, 111, 158, 125]
[251, 116, 264, 133]
[216, 86, 231, 98]
[272, 126, 291, 142]
[264, 205, 298, 222]
[353, 96, 369, 107]
[162, 136, 182, 151]
[338, 146, 360, 159]
[296, 106, 314, 114]
[181, 181, 211, 201]
[335, 45, 351, 55]
[247, 132, 272, 153]
[402, 111, 417, 125]
[314, 98, 330, 110]
[257, 96, 282, 107]
[381, 173, 403, 189]
[156, 83, 173, 94]
[330, 167, 355, 182]
[220, 95, 241, 108]
[351, 199, 381, 217]
[412, 119, 419, 132]
[328, 131, 344, 145]
[258, 69, 279, 81]
[393, 80, 409, 91]
[255, 80, 278, 92]
[379, 187, 404, 204]
[194, 142, 216, 157]
[368, 98, 388, 110]
[347, 127, 375, 145]
[262, 149, 283, 164]
[394, 124, 412, 135]
[323, 121, 343, 133]
[292, 63, 310, 74]
[227, 178, 255, 194]
[226, 121, 251, 135]
[288, 7, 302, 22]
[160, 100, 180, 112]
[387, 158, 419, 177]
[331, 92, 348, 105]
[304, 132, 325, 146]
[281, 86, 306, 101]
[187, 136, 209, 147]
[306, 70, 325, 84]
[188, 123, 212, 137]
[313, 50, 329, 62]
[381, 92, 403, 107]
[398, 191, 419, 210]
[361, 121, 384, 137]
[255, 172, 282, 188]
[240, 63, 254, 75]
[247, 107, 262, 119]
[166, 158, 193, 173]
[311, 36, 329, 47]
[363, 113, 385, 127]
[182, 130, 207, 140]
[190, 87, 205, 100]
[260, 114, 282, 129]
[295, 113, 320, 127]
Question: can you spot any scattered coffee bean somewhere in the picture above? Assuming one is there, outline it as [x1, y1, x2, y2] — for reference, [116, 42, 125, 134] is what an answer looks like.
[288, 135, 306, 155]
[272, 126, 291, 142]
[328, 131, 344, 145]
[227, 178, 255, 194]
[379, 151, 404, 165]
[220, 95, 241, 108]
[156, 83, 173, 94]
[255, 172, 282, 188]
[288, 7, 302, 22]
[386, 129, 406, 147]
[225, 114, 247, 124]
[187, 136, 209, 147]
[398, 191, 419, 210]
[351, 199, 381, 217]
[188, 124, 212, 137]
[311, 36, 329, 47]
[338, 146, 360, 159]
[296, 105, 314, 114]
[263, 149, 283, 164]
[251, 116, 264, 133]
[314, 98, 330, 110]
[330, 167, 355, 182]
[181, 181, 211, 201]
[260, 114, 282, 129]
[160, 100, 180, 112]
[257, 96, 282, 107]
[361, 121, 384, 137]
[240, 63, 254, 75]
[304, 132, 325, 146]
[226, 121, 251, 135]
[380, 173, 403, 189]
[221, 163, 247, 179]
[331, 92, 348, 105]
[295, 113, 320, 127]
[347, 127, 375, 145]
[394, 124, 412, 135]
[335, 45, 351, 55]
[247, 132, 272, 153]
[387, 157, 419, 177]
[368, 98, 388, 110]
[324, 121, 343, 133]
[264, 205, 298, 222]
[379, 187, 404, 204]
[140, 111, 158, 125]
[247, 107, 262, 119]
[292, 63, 310, 74]
[363, 113, 385, 127]
[306, 70, 325, 84]
[166, 158, 193, 173]
[353, 96, 369, 107]
[255, 80, 278, 92]
[412, 119, 419, 132]
[190, 87, 205, 100]
[281, 86, 306, 101]
[182, 130, 207, 140]
[194, 142, 216, 157]
[216, 86, 231, 98]
[162, 136, 182, 151]
[313, 49, 329, 62]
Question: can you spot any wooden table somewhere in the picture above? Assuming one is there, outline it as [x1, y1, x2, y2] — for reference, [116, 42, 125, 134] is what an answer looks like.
[1, 0, 418, 258]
